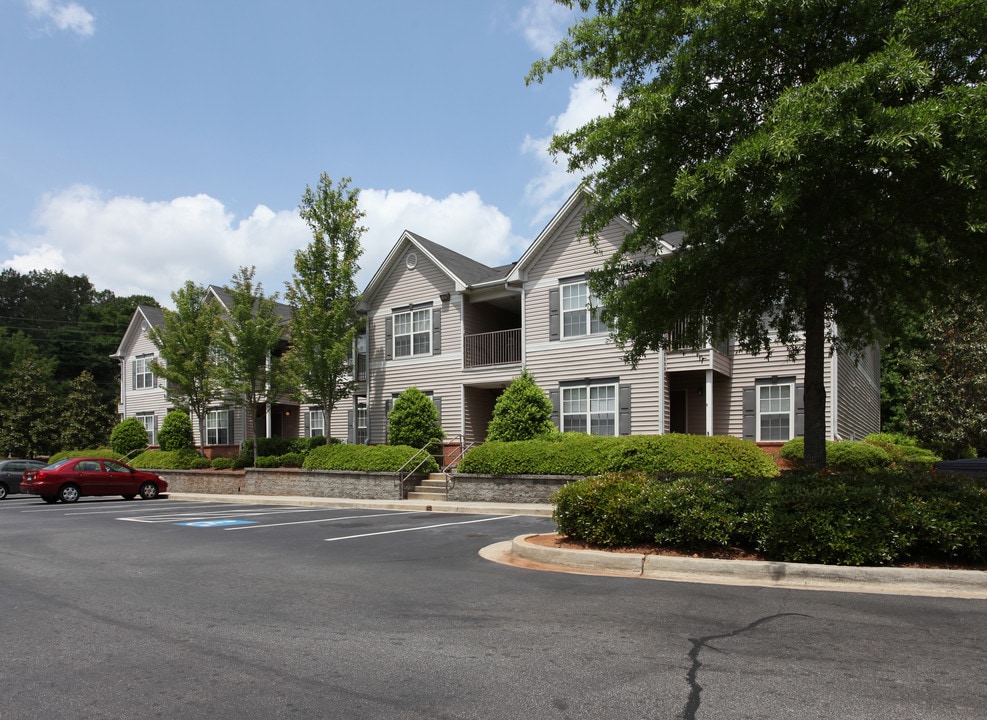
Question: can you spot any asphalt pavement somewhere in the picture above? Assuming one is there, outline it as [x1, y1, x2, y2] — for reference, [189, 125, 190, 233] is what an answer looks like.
[168, 492, 987, 599]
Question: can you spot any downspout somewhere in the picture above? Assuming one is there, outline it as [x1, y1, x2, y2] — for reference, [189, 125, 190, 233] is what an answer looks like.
[658, 348, 666, 434]
[831, 345, 841, 441]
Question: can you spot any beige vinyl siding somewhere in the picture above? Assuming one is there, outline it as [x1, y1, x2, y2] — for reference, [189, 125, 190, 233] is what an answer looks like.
[119, 331, 169, 417]
[521, 206, 662, 434]
[835, 344, 881, 440]
[363, 245, 465, 442]
[726, 340, 834, 439]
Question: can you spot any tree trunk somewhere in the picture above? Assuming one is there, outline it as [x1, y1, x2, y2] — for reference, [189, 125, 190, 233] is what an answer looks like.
[803, 267, 828, 471]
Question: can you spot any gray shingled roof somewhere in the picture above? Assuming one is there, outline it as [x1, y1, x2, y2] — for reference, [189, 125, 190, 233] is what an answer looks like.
[406, 232, 514, 287]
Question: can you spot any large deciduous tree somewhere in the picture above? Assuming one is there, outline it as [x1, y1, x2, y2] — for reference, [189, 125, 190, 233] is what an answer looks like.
[284, 174, 366, 435]
[528, 0, 987, 469]
[148, 281, 222, 456]
[214, 267, 286, 463]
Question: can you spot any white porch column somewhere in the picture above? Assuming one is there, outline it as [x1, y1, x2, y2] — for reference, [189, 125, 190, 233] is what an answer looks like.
[705, 369, 714, 436]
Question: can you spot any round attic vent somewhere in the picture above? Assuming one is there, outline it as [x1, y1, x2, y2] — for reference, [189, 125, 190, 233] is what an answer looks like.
[406, 252, 418, 269]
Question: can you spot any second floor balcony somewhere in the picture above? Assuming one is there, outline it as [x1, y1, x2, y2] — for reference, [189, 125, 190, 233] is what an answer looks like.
[464, 328, 521, 369]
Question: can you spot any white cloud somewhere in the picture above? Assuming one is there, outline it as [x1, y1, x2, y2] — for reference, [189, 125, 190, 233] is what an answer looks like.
[359, 188, 525, 280]
[521, 78, 615, 225]
[516, 0, 573, 55]
[25, 0, 95, 36]
[1, 185, 525, 306]
[3, 186, 306, 304]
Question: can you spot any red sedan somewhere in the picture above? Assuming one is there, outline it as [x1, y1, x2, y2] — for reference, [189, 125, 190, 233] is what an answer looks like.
[20, 457, 168, 504]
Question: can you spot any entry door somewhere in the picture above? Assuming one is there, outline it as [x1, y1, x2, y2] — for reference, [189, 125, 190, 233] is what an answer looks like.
[670, 389, 688, 434]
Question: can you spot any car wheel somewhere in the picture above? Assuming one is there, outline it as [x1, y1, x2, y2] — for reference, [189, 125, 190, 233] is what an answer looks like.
[122, 494, 136, 500]
[42, 495, 58, 504]
[0, 483, 7, 500]
[59, 484, 81, 503]
[139, 481, 159, 500]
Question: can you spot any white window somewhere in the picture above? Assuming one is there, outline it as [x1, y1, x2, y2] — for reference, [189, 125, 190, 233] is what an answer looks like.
[562, 383, 617, 436]
[758, 383, 794, 441]
[393, 307, 431, 357]
[561, 281, 607, 338]
[136, 412, 155, 446]
[133, 355, 155, 390]
[206, 409, 231, 445]
[355, 397, 368, 445]
[309, 408, 325, 438]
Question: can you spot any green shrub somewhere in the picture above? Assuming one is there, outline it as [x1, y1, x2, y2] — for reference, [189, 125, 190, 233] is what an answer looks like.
[553, 472, 652, 546]
[863, 434, 940, 470]
[303, 443, 440, 473]
[645, 476, 741, 549]
[111, 418, 149, 456]
[892, 473, 987, 561]
[552, 469, 987, 566]
[231, 456, 251, 470]
[486, 370, 556, 442]
[48, 448, 121, 463]
[242, 436, 296, 458]
[459, 434, 778, 478]
[749, 473, 902, 565]
[158, 410, 194, 452]
[387, 387, 445, 449]
[211, 457, 234, 470]
[280, 452, 305, 468]
[780, 437, 892, 472]
[189, 456, 211, 469]
[826, 441, 891, 472]
[614, 434, 780, 478]
[130, 449, 202, 470]
[255, 455, 282, 468]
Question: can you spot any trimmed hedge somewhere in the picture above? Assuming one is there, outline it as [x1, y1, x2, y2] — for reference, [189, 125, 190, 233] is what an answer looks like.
[457, 433, 779, 479]
[553, 470, 987, 566]
[780, 436, 940, 472]
[48, 448, 121, 463]
[130, 449, 204, 470]
[303, 443, 440, 473]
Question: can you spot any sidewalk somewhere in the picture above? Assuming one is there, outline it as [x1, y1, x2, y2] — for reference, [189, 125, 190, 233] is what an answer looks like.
[168, 493, 987, 599]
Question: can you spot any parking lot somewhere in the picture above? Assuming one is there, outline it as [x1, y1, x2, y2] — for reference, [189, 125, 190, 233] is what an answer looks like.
[4, 494, 987, 719]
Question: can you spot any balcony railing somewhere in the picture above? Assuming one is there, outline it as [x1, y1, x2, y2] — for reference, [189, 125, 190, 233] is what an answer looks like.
[464, 328, 521, 368]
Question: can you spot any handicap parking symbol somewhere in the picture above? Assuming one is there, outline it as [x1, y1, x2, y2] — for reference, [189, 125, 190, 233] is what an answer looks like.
[177, 519, 258, 528]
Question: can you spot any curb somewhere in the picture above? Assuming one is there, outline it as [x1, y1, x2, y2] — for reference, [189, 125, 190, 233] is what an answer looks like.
[506, 534, 987, 598]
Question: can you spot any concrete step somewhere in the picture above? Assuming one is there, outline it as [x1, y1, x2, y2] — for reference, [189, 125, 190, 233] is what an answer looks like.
[417, 479, 447, 490]
[407, 491, 448, 501]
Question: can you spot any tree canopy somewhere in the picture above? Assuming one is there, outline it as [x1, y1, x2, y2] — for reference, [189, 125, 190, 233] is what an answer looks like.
[148, 281, 223, 455]
[529, 0, 987, 468]
[284, 174, 366, 426]
[214, 267, 287, 461]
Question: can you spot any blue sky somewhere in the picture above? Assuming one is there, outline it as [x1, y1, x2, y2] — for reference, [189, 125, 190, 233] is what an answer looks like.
[0, 0, 610, 303]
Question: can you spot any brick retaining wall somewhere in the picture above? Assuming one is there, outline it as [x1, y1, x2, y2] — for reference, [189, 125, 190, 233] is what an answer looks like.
[157, 468, 573, 504]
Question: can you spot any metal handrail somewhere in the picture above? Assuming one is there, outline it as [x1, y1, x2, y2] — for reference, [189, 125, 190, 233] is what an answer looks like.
[396, 443, 440, 498]
[441, 435, 475, 494]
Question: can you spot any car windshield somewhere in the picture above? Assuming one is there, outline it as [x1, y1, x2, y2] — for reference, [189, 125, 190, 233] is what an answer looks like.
[103, 461, 131, 473]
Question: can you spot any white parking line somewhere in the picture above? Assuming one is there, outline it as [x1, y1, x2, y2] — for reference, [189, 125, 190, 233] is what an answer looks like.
[324, 515, 515, 542]
[224, 510, 421, 530]
[119, 506, 335, 523]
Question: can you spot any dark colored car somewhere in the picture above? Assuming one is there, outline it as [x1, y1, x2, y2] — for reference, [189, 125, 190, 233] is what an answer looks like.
[932, 459, 987, 479]
[0, 459, 46, 499]
[20, 458, 168, 504]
